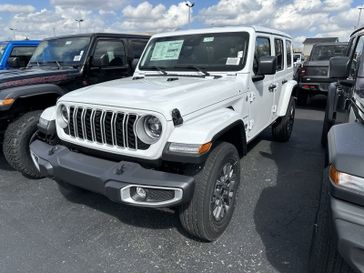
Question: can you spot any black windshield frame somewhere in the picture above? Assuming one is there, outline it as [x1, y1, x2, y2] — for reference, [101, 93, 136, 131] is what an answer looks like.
[139, 32, 250, 72]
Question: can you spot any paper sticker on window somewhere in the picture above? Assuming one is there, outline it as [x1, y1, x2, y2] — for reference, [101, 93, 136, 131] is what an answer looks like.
[226, 57, 241, 65]
[237, 51, 244, 58]
[73, 55, 81, 61]
[203, 37, 214, 43]
[151, 40, 184, 61]
[80, 50, 84, 57]
[65, 41, 72, 45]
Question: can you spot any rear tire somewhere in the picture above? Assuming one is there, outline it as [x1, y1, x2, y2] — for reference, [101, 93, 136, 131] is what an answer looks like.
[272, 97, 295, 142]
[3, 110, 44, 179]
[179, 142, 241, 241]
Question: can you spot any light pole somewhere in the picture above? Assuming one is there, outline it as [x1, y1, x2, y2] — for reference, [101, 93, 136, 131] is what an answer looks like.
[9, 27, 17, 39]
[185, 1, 195, 24]
[75, 19, 84, 32]
[357, 7, 364, 29]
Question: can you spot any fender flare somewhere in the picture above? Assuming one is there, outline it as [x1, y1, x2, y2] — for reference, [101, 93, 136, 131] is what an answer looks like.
[277, 80, 297, 117]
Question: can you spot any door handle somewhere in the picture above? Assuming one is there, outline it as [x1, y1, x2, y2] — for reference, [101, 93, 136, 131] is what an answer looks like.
[269, 84, 277, 92]
[282, 79, 288, 84]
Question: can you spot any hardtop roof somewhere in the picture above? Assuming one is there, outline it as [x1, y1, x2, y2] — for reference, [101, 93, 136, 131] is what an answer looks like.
[43, 32, 150, 41]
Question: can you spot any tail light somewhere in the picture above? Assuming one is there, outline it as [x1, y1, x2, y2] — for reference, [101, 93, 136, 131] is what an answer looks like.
[299, 67, 307, 77]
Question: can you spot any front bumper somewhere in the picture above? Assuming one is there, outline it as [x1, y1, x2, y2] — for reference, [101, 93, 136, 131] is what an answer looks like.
[331, 195, 364, 272]
[30, 140, 194, 208]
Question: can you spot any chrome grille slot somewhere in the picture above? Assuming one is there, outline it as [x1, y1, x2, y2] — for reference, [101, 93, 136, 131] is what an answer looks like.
[64, 106, 150, 150]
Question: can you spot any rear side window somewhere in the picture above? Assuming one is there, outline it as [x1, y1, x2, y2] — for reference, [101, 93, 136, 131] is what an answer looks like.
[286, 40, 292, 67]
[93, 40, 126, 67]
[10, 46, 36, 57]
[254, 37, 271, 74]
[349, 36, 364, 78]
[131, 40, 148, 58]
[274, 38, 284, 71]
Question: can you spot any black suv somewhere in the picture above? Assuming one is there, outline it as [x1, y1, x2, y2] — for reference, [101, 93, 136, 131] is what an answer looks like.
[310, 27, 364, 273]
[296, 42, 348, 105]
[0, 33, 149, 178]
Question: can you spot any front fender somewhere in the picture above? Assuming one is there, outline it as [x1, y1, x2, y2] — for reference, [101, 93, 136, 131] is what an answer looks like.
[0, 84, 65, 111]
[167, 108, 244, 144]
[277, 80, 297, 117]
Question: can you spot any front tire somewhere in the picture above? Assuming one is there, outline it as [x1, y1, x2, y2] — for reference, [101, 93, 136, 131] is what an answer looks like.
[3, 110, 44, 179]
[272, 97, 295, 142]
[179, 142, 241, 241]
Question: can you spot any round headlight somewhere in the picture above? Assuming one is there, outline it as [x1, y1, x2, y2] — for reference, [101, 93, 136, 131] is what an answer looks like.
[136, 115, 162, 144]
[60, 104, 69, 124]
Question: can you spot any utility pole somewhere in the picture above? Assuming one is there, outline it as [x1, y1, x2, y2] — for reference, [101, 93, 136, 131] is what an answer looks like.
[185, 1, 195, 24]
[9, 27, 17, 39]
[357, 7, 364, 29]
[75, 19, 84, 32]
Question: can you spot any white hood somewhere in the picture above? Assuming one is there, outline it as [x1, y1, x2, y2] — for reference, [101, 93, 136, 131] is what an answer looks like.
[60, 75, 243, 120]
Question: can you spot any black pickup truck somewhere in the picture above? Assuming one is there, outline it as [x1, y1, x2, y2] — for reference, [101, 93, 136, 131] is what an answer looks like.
[0, 33, 149, 178]
[296, 42, 348, 105]
[310, 27, 364, 273]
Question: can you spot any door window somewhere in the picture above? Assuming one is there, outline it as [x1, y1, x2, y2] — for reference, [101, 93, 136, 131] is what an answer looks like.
[286, 40, 292, 67]
[131, 40, 148, 58]
[349, 35, 364, 78]
[93, 40, 126, 67]
[274, 38, 284, 71]
[254, 37, 271, 74]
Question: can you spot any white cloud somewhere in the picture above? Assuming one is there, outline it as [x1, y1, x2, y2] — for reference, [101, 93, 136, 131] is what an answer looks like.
[50, 0, 127, 10]
[119, 1, 189, 32]
[0, 4, 35, 13]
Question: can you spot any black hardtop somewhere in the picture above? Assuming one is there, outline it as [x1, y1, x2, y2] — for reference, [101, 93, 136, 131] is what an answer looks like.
[43, 32, 150, 41]
[312, 42, 348, 47]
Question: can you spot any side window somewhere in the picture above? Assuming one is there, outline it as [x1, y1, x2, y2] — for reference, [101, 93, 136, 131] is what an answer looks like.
[9, 46, 36, 66]
[131, 40, 148, 59]
[92, 40, 126, 67]
[274, 38, 284, 71]
[253, 37, 271, 74]
[286, 40, 292, 68]
[349, 36, 364, 78]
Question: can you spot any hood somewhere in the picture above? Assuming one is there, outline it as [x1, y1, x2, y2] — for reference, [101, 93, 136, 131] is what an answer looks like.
[60, 75, 243, 120]
[0, 67, 80, 90]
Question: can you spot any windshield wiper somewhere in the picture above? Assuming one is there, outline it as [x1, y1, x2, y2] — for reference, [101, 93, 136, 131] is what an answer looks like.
[145, 66, 168, 75]
[173, 65, 210, 76]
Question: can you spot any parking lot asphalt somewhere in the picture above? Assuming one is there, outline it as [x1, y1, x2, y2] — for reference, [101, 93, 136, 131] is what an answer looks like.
[0, 99, 325, 273]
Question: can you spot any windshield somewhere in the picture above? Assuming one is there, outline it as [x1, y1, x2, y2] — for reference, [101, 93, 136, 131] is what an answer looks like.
[0, 43, 8, 62]
[310, 44, 347, 61]
[293, 54, 301, 62]
[139, 32, 250, 72]
[29, 37, 90, 65]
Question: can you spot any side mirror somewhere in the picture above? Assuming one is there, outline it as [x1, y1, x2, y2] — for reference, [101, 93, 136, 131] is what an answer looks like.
[92, 54, 109, 67]
[7, 57, 21, 68]
[131, 58, 139, 71]
[329, 56, 349, 79]
[258, 56, 277, 75]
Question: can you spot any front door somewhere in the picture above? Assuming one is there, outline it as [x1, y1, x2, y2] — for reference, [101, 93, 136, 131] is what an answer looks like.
[248, 35, 276, 139]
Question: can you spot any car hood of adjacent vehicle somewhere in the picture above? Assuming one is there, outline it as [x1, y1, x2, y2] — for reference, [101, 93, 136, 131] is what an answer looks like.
[61, 75, 242, 120]
[0, 67, 79, 90]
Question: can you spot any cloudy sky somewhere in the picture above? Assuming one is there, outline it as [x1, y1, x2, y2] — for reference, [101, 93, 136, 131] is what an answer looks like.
[0, 0, 362, 47]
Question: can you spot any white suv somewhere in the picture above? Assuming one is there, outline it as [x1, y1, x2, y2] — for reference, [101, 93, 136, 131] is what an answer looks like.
[30, 26, 297, 241]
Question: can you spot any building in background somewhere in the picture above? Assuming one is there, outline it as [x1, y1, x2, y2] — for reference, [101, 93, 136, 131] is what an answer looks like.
[302, 37, 339, 58]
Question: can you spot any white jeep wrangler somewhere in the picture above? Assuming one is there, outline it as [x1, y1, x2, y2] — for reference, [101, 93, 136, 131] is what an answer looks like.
[30, 26, 297, 241]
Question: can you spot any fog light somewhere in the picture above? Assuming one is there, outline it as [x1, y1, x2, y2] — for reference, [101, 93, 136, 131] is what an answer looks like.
[136, 187, 147, 199]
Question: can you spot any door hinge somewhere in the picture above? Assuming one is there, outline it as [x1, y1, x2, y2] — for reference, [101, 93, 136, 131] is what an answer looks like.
[272, 105, 277, 113]
[248, 92, 256, 102]
[247, 119, 254, 131]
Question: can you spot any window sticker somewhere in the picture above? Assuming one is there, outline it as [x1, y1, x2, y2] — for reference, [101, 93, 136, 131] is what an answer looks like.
[237, 51, 244, 58]
[226, 57, 241, 65]
[151, 40, 184, 61]
[203, 37, 214, 43]
[65, 41, 72, 45]
[73, 55, 82, 61]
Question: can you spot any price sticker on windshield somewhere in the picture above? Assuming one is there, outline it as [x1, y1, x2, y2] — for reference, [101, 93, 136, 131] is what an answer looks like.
[151, 40, 184, 61]
[226, 57, 241, 65]
[203, 37, 214, 43]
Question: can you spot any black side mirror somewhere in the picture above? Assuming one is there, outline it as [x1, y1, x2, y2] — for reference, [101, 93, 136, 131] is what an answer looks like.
[92, 54, 109, 67]
[329, 56, 349, 79]
[7, 57, 21, 68]
[131, 58, 139, 71]
[258, 56, 277, 75]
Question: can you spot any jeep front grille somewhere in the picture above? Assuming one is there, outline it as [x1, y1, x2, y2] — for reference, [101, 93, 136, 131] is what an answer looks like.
[64, 106, 150, 150]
